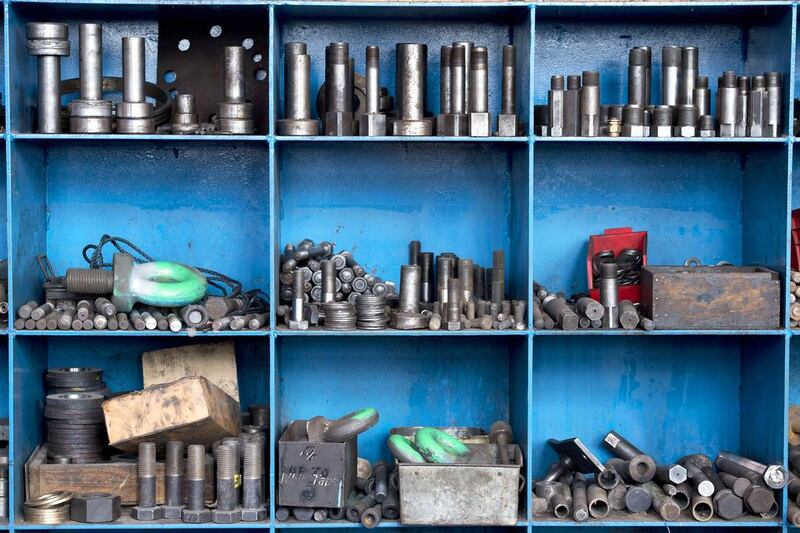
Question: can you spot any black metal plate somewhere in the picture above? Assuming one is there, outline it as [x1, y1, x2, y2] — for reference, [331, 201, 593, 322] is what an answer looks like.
[157, 6, 268, 134]
[547, 437, 604, 474]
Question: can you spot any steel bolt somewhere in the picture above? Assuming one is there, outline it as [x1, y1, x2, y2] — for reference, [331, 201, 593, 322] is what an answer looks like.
[131, 442, 162, 520]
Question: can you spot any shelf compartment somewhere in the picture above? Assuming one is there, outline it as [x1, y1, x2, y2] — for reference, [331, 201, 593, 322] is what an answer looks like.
[7, 3, 269, 134]
[9, 140, 270, 323]
[274, 335, 530, 517]
[273, 4, 531, 136]
[531, 334, 784, 526]
[532, 142, 788, 325]
[534, 4, 793, 133]
[12, 335, 269, 525]
[276, 141, 529, 312]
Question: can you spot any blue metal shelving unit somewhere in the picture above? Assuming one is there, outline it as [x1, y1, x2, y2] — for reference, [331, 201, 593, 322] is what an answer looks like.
[0, 1, 797, 532]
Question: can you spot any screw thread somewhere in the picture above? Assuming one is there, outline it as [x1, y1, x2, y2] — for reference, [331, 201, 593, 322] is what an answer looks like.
[187, 444, 206, 480]
[65, 268, 114, 294]
[216, 445, 235, 480]
[243, 441, 262, 479]
[138, 442, 156, 478]
[166, 441, 184, 476]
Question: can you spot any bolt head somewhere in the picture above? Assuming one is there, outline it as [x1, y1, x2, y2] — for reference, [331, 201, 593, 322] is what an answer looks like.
[469, 113, 491, 136]
[622, 125, 646, 137]
[437, 114, 469, 136]
[673, 125, 697, 138]
[212, 508, 243, 524]
[162, 505, 185, 520]
[241, 507, 268, 522]
[358, 113, 387, 136]
[497, 114, 522, 137]
[182, 508, 212, 523]
[719, 123, 735, 137]
[700, 129, 716, 137]
[289, 319, 309, 330]
[445, 320, 461, 331]
[131, 506, 163, 521]
[653, 125, 672, 137]
[324, 111, 355, 136]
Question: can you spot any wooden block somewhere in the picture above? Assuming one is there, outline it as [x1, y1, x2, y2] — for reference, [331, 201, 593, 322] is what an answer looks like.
[25, 445, 215, 505]
[142, 341, 239, 402]
[103, 376, 240, 452]
[640, 265, 780, 330]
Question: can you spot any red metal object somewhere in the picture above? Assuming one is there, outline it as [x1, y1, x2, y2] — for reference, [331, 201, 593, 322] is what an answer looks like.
[792, 209, 800, 270]
[587, 227, 648, 304]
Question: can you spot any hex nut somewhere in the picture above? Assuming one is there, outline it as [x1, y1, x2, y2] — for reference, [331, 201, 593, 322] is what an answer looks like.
[673, 125, 697, 138]
[242, 507, 268, 522]
[445, 320, 461, 331]
[70, 493, 121, 523]
[182, 508, 212, 523]
[131, 505, 163, 521]
[212, 508, 242, 523]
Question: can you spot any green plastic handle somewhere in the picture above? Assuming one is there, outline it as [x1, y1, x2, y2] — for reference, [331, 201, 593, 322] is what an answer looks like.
[414, 427, 471, 464]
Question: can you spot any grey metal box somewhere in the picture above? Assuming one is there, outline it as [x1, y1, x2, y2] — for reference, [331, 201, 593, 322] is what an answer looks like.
[398, 443, 523, 526]
[278, 420, 357, 508]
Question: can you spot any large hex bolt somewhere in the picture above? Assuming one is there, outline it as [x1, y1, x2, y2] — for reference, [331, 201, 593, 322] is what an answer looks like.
[458, 259, 474, 305]
[373, 461, 388, 503]
[655, 463, 688, 485]
[242, 441, 267, 521]
[131, 442, 163, 520]
[497, 45, 521, 136]
[490, 421, 513, 465]
[543, 295, 578, 331]
[719, 471, 774, 514]
[117, 37, 155, 134]
[694, 75, 710, 117]
[467, 46, 490, 136]
[438, 44, 469, 136]
[324, 42, 354, 135]
[69, 24, 112, 133]
[628, 47, 649, 106]
[218, 46, 255, 134]
[278, 42, 319, 135]
[393, 44, 434, 135]
[445, 282, 461, 330]
[563, 74, 581, 136]
[289, 269, 309, 330]
[749, 75, 767, 137]
[599, 262, 619, 328]
[26, 23, 69, 134]
[398, 265, 422, 314]
[715, 451, 787, 489]
[183, 444, 211, 523]
[651, 105, 673, 137]
[621, 104, 645, 137]
[765, 71, 783, 137]
[704, 466, 743, 520]
[70, 492, 121, 523]
[321, 260, 337, 304]
[548, 75, 565, 137]
[580, 71, 600, 137]
[171, 94, 200, 134]
[717, 71, 737, 137]
[419, 252, 435, 302]
[699, 115, 716, 137]
[212, 444, 242, 523]
[642, 481, 679, 520]
[681, 455, 715, 496]
[674, 105, 698, 138]
[437, 256, 454, 307]
[359, 46, 387, 136]
[492, 250, 505, 305]
[162, 441, 185, 519]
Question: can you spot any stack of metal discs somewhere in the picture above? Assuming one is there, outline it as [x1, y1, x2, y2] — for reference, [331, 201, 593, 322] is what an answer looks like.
[355, 295, 388, 330]
[46, 367, 109, 396]
[24, 491, 72, 524]
[322, 302, 356, 330]
[44, 392, 106, 463]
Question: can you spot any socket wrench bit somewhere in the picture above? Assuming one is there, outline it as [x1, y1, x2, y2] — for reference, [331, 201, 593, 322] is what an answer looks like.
[693, 75, 710, 117]
[642, 481, 680, 520]
[359, 46, 387, 136]
[674, 104, 697, 138]
[323, 42, 354, 135]
[748, 75, 767, 137]
[70, 24, 112, 133]
[218, 46, 254, 134]
[393, 43, 433, 136]
[171, 94, 200, 134]
[212, 445, 241, 523]
[27, 23, 69, 133]
[651, 105, 673, 137]
[162, 441, 185, 519]
[735, 76, 750, 137]
[599, 262, 618, 328]
[580, 71, 600, 136]
[542, 295, 578, 330]
[765, 71, 782, 137]
[562, 74, 581, 137]
[278, 42, 319, 135]
[717, 71, 737, 137]
[438, 44, 469, 136]
[468, 46, 491, 136]
[132, 442, 163, 520]
[628, 47, 649, 106]
[622, 105, 645, 137]
[289, 269, 308, 330]
[117, 37, 155, 134]
[661, 46, 681, 107]
[548, 75, 565, 136]
[679, 46, 698, 105]
[603, 432, 656, 482]
[715, 451, 787, 489]
[699, 114, 716, 137]
[497, 45, 521, 136]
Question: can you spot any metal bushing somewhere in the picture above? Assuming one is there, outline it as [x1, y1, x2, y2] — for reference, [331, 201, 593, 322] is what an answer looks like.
[27, 23, 70, 134]
[390, 311, 428, 330]
[46, 368, 102, 389]
[117, 37, 155, 134]
[70, 23, 112, 133]
[171, 94, 200, 134]
[70, 493, 121, 523]
[46, 392, 104, 410]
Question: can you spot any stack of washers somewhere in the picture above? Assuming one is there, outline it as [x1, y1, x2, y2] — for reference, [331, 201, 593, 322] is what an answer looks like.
[46, 367, 109, 396]
[277, 41, 524, 137]
[355, 295, 389, 330]
[537, 45, 784, 138]
[24, 491, 72, 524]
[321, 302, 357, 330]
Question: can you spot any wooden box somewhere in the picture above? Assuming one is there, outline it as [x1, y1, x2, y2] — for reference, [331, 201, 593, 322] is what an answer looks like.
[640, 265, 781, 330]
[103, 376, 240, 452]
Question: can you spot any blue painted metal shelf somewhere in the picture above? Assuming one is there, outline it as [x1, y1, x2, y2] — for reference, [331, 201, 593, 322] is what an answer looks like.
[0, 1, 799, 533]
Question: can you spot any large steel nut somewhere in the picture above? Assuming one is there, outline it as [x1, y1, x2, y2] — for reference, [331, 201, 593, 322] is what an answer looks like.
[70, 493, 121, 523]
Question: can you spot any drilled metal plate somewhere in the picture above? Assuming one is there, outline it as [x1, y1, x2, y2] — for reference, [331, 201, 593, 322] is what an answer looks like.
[157, 7, 268, 134]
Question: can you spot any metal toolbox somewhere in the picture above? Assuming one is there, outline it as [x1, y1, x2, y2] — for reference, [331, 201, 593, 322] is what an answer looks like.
[277, 419, 357, 508]
[397, 442, 523, 526]
[640, 265, 780, 329]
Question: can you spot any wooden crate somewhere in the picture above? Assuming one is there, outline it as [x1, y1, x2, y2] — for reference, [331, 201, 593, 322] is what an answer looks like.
[640, 265, 781, 330]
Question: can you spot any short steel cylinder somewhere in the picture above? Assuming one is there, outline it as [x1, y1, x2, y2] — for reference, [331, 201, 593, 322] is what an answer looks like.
[284, 43, 312, 120]
[501, 45, 516, 115]
[694, 76, 710, 117]
[397, 44, 428, 121]
[123, 37, 146, 103]
[399, 265, 422, 313]
[80, 24, 103, 101]
[224, 46, 247, 103]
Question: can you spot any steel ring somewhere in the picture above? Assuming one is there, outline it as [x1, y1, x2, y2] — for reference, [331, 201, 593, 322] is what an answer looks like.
[59, 77, 173, 128]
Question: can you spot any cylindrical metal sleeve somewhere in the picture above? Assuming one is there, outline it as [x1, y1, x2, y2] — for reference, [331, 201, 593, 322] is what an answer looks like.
[450, 45, 466, 115]
[661, 46, 681, 106]
[325, 43, 351, 113]
[284, 43, 311, 120]
[399, 265, 421, 313]
[366, 46, 380, 114]
[440, 45, 452, 114]
[39, 56, 62, 133]
[501, 45, 516, 115]
[80, 23, 103, 101]
[396, 43, 427, 121]
[123, 37, 146, 103]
